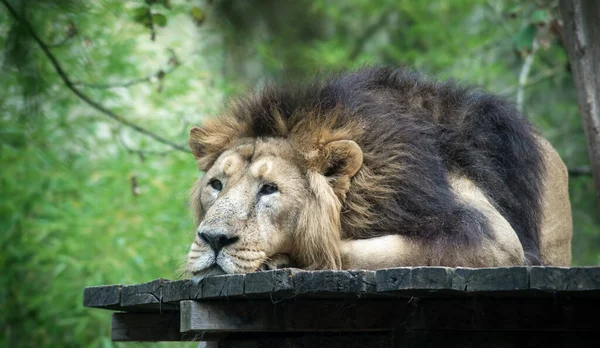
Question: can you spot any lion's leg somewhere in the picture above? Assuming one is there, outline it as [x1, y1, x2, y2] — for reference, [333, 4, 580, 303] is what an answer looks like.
[341, 175, 526, 269]
[340, 234, 426, 269]
[340, 230, 524, 270]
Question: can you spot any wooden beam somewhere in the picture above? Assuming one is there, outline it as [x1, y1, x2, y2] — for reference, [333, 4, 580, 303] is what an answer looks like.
[180, 299, 408, 333]
[214, 331, 600, 348]
[112, 312, 182, 341]
[216, 332, 392, 348]
[180, 296, 600, 334]
[83, 284, 122, 310]
[112, 312, 228, 342]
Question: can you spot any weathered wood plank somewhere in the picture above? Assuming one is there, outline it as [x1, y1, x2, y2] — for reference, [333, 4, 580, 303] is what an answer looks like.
[214, 331, 600, 348]
[120, 278, 179, 312]
[162, 279, 202, 303]
[376, 267, 461, 294]
[530, 266, 600, 292]
[390, 331, 600, 348]
[454, 267, 529, 292]
[244, 269, 297, 296]
[180, 296, 600, 333]
[83, 284, 122, 310]
[376, 267, 530, 294]
[111, 312, 227, 342]
[84, 267, 600, 312]
[409, 297, 600, 331]
[293, 270, 376, 295]
[112, 312, 182, 341]
[216, 332, 392, 348]
[202, 274, 245, 299]
[180, 299, 410, 333]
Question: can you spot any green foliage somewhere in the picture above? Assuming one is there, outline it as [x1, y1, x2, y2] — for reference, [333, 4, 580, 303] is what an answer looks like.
[190, 6, 205, 26]
[1, 117, 196, 347]
[531, 9, 548, 24]
[513, 24, 537, 52]
[153, 13, 167, 27]
[1, 0, 599, 347]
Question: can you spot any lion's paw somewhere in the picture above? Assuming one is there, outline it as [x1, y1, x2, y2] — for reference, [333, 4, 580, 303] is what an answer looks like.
[258, 253, 294, 271]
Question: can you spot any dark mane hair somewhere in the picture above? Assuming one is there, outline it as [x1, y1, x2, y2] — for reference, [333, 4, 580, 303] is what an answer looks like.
[207, 66, 546, 265]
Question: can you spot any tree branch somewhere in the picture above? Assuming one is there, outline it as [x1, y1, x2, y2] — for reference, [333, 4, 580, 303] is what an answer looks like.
[516, 39, 539, 113]
[74, 75, 153, 89]
[500, 66, 565, 96]
[73, 62, 180, 89]
[1, 0, 190, 153]
[568, 166, 592, 177]
[117, 133, 175, 161]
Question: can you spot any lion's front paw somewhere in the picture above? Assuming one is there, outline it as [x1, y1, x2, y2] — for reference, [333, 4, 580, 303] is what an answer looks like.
[258, 253, 294, 271]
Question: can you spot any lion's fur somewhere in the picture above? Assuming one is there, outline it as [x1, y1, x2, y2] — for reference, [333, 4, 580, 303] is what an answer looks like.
[186, 66, 572, 276]
[295, 170, 343, 269]
[536, 135, 572, 266]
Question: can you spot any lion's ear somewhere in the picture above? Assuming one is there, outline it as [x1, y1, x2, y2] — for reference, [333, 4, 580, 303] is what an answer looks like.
[189, 125, 228, 171]
[322, 140, 363, 178]
[189, 126, 206, 159]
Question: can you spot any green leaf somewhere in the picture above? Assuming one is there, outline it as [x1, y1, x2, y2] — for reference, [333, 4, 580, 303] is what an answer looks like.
[531, 9, 547, 24]
[508, 5, 521, 18]
[152, 13, 167, 27]
[513, 24, 537, 52]
[160, 0, 171, 9]
[190, 6, 205, 25]
[132, 6, 150, 22]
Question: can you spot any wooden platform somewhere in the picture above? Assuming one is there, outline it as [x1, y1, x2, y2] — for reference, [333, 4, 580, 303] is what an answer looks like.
[83, 266, 600, 347]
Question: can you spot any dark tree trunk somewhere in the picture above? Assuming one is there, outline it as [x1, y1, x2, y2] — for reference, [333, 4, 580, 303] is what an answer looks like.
[558, 0, 600, 205]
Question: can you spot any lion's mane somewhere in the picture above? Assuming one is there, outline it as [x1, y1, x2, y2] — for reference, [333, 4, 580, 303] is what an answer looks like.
[190, 66, 546, 266]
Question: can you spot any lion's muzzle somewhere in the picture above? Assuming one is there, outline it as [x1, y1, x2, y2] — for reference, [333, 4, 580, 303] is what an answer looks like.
[188, 223, 270, 278]
[198, 230, 239, 253]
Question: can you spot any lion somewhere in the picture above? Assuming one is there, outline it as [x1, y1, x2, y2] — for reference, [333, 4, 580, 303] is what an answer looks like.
[184, 67, 572, 280]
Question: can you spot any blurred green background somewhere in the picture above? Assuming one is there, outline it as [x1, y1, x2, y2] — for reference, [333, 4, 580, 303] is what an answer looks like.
[1, 0, 598, 346]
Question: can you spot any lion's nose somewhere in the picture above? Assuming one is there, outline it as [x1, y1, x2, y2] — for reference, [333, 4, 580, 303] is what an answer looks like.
[198, 231, 239, 252]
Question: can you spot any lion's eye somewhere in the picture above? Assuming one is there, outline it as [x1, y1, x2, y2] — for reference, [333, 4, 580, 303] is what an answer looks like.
[209, 179, 223, 191]
[259, 183, 278, 195]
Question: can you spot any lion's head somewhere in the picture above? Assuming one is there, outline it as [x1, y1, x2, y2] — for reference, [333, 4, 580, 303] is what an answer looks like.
[185, 108, 364, 279]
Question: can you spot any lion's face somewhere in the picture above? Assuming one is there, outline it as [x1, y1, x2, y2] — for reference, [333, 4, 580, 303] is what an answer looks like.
[188, 140, 307, 274]
[185, 119, 364, 280]
[187, 138, 307, 277]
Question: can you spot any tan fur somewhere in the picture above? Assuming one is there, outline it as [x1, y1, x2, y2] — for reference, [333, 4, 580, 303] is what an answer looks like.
[339, 141, 573, 269]
[186, 136, 358, 279]
[341, 175, 525, 269]
[536, 135, 573, 266]
[293, 171, 343, 269]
